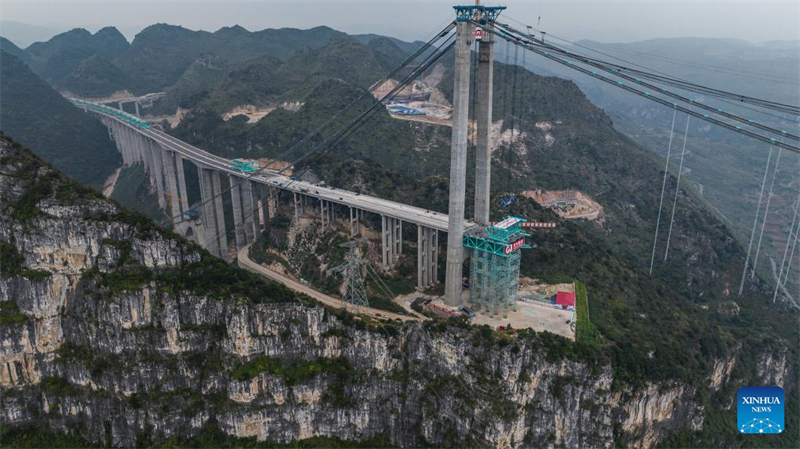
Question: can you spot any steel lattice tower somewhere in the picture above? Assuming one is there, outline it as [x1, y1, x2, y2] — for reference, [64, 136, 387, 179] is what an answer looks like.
[464, 216, 529, 318]
[331, 240, 370, 310]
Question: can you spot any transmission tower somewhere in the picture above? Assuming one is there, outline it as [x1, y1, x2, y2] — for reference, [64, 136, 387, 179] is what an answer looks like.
[331, 240, 370, 310]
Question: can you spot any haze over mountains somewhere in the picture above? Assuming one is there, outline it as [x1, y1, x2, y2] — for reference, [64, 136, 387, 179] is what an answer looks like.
[0, 20, 797, 448]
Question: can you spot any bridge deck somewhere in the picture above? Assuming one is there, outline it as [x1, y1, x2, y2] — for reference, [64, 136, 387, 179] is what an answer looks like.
[96, 110, 472, 232]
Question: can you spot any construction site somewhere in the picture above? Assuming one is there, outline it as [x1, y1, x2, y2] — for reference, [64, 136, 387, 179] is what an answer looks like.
[374, 63, 453, 126]
[522, 189, 603, 221]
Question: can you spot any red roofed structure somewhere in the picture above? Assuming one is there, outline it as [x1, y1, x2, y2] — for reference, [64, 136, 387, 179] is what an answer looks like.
[555, 291, 576, 309]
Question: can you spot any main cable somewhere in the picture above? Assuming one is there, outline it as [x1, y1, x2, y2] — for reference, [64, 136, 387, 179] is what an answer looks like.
[481, 24, 800, 155]
[496, 22, 800, 139]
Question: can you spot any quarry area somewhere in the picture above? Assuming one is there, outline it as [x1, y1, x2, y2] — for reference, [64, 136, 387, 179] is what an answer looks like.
[374, 63, 452, 126]
[522, 188, 604, 221]
[222, 101, 303, 123]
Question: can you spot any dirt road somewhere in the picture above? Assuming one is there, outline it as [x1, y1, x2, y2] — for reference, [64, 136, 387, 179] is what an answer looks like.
[237, 245, 421, 322]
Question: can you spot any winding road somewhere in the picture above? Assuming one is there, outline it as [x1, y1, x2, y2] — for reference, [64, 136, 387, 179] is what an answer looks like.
[237, 244, 422, 322]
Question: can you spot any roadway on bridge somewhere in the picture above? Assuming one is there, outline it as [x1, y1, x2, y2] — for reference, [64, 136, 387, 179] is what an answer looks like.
[137, 122, 467, 232]
[237, 244, 423, 322]
[83, 106, 475, 231]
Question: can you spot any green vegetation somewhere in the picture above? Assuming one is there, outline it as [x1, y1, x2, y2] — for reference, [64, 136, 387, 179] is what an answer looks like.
[25, 27, 129, 91]
[574, 281, 599, 345]
[85, 251, 299, 305]
[0, 241, 24, 276]
[248, 243, 292, 272]
[117, 24, 347, 94]
[0, 425, 100, 449]
[158, 422, 395, 448]
[109, 164, 169, 222]
[229, 355, 354, 385]
[0, 52, 121, 188]
[0, 240, 50, 280]
[0, 301, 27, 326]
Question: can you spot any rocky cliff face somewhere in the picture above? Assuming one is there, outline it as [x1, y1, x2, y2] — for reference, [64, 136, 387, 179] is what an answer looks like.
[0, 137, 792, 448]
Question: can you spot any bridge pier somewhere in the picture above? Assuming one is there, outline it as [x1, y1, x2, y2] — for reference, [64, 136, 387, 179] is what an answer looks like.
[162, 150, 182, 224]
[140, 134, 156, 189]
[198, 167, 229, 260]
[417, 226, 439, 290]
[175, 154, 190, 218]
[121, 124, 134, 166]
[381, 216, 402, 269]
[149, 140, 167, 209]
[349, 207, 361, 237]
[320, 199, 329, 231]
[293, 192, 302, 220]
[240, 179, 258, 243]
[134, 101, 140, 117]
[444, 21, 474, 306]
[115, 123, 130, 165]
[250, 181, 269, 231]
[474, 24, 494, 226]
[259, 183, 271, 227]
[394, 218, 402, 260]
[229, 175, 247, 250]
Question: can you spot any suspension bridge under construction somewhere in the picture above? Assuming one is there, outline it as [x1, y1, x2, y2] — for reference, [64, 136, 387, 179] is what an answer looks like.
[71, 2, 800, 314]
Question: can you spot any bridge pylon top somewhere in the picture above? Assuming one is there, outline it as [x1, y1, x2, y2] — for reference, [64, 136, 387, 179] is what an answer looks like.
[453, 4, 506, 23]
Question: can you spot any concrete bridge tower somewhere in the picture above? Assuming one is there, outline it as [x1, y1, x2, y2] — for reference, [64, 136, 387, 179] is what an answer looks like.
[444, 3, 505, 306]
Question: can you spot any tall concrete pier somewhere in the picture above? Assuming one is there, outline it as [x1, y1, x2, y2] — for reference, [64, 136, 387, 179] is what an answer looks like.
[474, 24, 494, 226]
[444, 20, 474, 306]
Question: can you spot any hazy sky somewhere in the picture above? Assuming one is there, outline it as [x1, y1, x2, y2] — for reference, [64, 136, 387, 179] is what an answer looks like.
[2, 0, 799, 45]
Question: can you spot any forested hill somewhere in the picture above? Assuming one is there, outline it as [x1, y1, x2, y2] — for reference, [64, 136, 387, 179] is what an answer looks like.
[0, 51, 120, 187]
[3, 23, 353, 97]
[24, 27, 129, 96]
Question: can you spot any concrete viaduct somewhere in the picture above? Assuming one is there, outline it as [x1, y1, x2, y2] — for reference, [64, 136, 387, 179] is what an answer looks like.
[82, 105, 471, 292]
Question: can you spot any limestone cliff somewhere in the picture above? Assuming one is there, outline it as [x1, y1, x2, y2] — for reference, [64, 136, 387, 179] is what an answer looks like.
[0, 136, 792, 448]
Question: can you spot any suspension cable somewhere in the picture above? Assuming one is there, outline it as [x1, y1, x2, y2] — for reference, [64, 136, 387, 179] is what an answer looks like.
[664, 114, 691, 262]
[773, 194, 800, 302]
[650, 109, 677, 274]
[752, 146, 783, 278]
[738, 146, 774, 295]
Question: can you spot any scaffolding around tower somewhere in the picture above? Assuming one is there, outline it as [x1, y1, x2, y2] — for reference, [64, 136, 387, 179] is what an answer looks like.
[463, 216, 530, 318]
